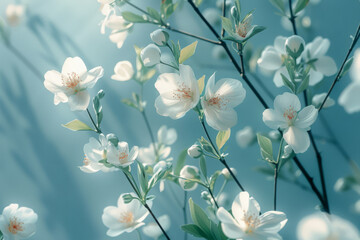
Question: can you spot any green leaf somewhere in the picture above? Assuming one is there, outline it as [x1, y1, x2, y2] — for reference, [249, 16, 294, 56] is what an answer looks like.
[62, 119, 94, 132]
[188, 198, 212, 237]
[269, 0, 285, 13]
[281, 73, 295, 93]
[340, 57, 353, 78]
[293, 0, 309, 15]
[216, 129, 231, 150]
[200, 137, 219, 157]
[199, 156, 207, 179]
[137, 161, 148, 195]
[181, 224, 207, 238]
[296, 74, 310, 94]
[147, 7, 161, 22]
[221, 17, 234, 36]
[179, 41, 198, 64]
[122, 98, 138, 110]
[235, 0, 241, 17]
[257, 134, 274, 162]
[198, 75, 205, 95]
[122, 11, 148, 23]
[241, 25, 266, 43]
[174, 149, 188, 176]
[209, 170, 221, 192]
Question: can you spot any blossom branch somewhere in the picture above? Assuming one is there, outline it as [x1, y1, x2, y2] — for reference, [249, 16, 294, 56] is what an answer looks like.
[221, 0, 226, 38]
[183, 191, 188, 240]
[200, 120, 245, 191]
[208, 187, 220, 209]
[144, 203, 171, 240]
[318, 23, 360, 112]
[187, 0, 270, 109]
[86, 109, 102, 133]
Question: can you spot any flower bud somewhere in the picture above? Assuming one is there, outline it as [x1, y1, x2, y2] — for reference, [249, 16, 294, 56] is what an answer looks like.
[187, 144, 203, 158]
[111, 61, 134, 81]
[221, 167, 237, 180]
[268, 130, 281, 141]
[153, 161, 167, 174]
[312, 93, 335, 109]
[150, 29, 169, 46]
[236, 126, 256, 148]
[140, 44, 161, 67]
[179, 165, 200, 191]
[201, 191, 210, 200]
[230, 6, 239, 21]
[282, 145, 293, 159]
[285, 35, 305, 58]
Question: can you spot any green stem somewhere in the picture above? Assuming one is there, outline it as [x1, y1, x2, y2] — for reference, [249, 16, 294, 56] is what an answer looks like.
[160, 61, 179, 70]
[288, 0, 298, 35]
[144, 203, 171, 240]
[208, 187, 220, 209]
[274, 138, 284, 210]
[183, 191, 188, 240]
[86, 108, 102, 133]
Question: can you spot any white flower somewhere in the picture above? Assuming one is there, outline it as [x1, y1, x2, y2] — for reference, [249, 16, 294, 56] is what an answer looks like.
[285, 35, 305, 57]
[339, 49, 360, 113]
[102, 193, 152, 237]
[99, 2, 115, 34]
[107, 141, 139, 167]
[217, 191, 287, 240]
[0, 204, 38, 240]
[201, 73, 246, 130]
[302, 36, 337, 86]
[150, 29, 169, 46]
[179, 165, 200, 191]
[6, 4, 25, 26]
[155, 64, 200, 119]
[263, 92, 318, 153]
[297, 212, 360, 240]
[234, 13, 255, 41]
[106, 15, 133, 48]
[221, 167, 236, 180]
[44, 57, 104, 111]
[142, 215, 171, 239]
[312, 93, 335, 109]
[187, 144, 203, 158]
[257, 36, 288, 87]
[157, 125, 177, 145]
[111, 61, 134, 81]
[80, 134, 118, 173]
[141, 44, 161, 67]
[282, 144, 293, 159]
[236, 126, 256, 148]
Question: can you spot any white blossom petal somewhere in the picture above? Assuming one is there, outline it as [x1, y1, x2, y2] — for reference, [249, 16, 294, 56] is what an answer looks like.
[283, 126, 310, 153]
[295, 105, 318, 129]
[314, 56, 337, 76]
[339, 82, 360, 114]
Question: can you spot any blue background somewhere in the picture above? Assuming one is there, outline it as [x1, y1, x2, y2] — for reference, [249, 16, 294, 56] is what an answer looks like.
[0, 0, 359, 239]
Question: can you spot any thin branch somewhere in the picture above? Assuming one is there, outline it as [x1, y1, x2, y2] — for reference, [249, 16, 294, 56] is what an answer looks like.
[208, 187, 220, 209]
[86, 109, 102, 133]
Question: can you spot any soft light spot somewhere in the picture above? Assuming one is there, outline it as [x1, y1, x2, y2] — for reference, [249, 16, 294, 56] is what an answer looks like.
[8, 217, 24, 234]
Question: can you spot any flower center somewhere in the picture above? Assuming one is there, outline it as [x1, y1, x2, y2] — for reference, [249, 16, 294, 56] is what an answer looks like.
[207, 94, 228, 109]
[242, 212, 259, 234]
[283, 105, 297, 124]
[83, 155, 90, 166]
[173, 83, 193, 100]
[118, 152, 128, 164]
[119, 211, 134, 225]
[62, 72, 81, 89]
[8, 217, 24, 234]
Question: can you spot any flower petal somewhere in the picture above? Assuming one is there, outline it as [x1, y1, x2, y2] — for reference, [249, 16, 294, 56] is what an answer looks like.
[262, 109, 287, 130]
[111, 61, 134, 81]
[308, 68, 324, 86]
[295, 105, 318, 129]
[216, 207, 245, 239]
[44, 70, 64, 93]
[274, 92, 301, 113]
[338, 82, 360, 114]
[81, 66, 104, 88]
[257, 51, 283, 71]
[274, 36, 287, 54]
[68, 91, 90, 111]
[283, 126, 310, 154]
[109, 30, 128, 48]
[257, 211, 287, 233]
[202, 101, 238, 130]
[213, 78, 246, 108]
[62, 57, 87, 75]
[273, 66, 288, 88]
[314, 56, 337, 76]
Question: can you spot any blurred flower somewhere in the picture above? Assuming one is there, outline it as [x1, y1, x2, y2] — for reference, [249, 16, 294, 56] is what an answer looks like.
[179, 165, 200, 191]
[157, 125, 177, 145]
[107, 141, 139, 167]
[0, 203, 38, 240]
[157, 53, 175, 73]
[187, 144, 203, 158]
[142, 215, 170, 239]
[106, 15, 133, 48]
[312, 93, 335, 109]
[81, 134, 118, 173]
[141, 44, 161, 67]
[339, 49, 360, 113]
[268, 130, 281, 141]
[236, 126, 256, 148]
[282, 144, 293, 159]
[150, 29, 169, 46]
[111, 60, 134, 81]
[221, 167, 236, 180]
[201, 73, 246, 130]
[102, 193, 151, 237]
[297, 212, 360, 240]
[6, 4, 25, 26]
[217, 191, 287, 239]
[155, 64, 200, 119]
[263, 92, 318, 153]
[99, 1, 115, 34]
[302, 36, 337, 86]
[44, 57, 104, 111]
